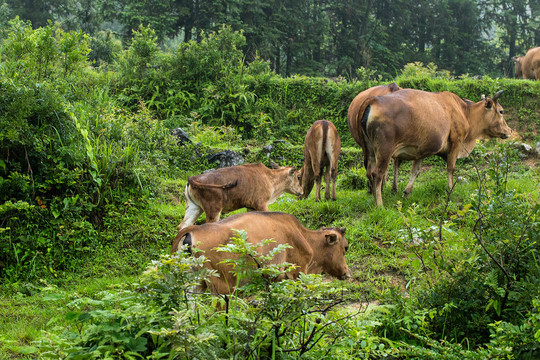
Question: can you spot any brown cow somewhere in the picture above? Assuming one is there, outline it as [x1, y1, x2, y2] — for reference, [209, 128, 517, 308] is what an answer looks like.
[177, 163, 303, 230]
[172, 211, 351, 295]
[347, 83, 402, 192]
[513, 47, 540, 80]
[299, 120, 341, 201]
[360, 89, 512, 206]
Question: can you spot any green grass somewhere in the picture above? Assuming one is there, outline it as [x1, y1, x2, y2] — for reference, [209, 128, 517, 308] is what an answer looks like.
[1, 150, 538, 359]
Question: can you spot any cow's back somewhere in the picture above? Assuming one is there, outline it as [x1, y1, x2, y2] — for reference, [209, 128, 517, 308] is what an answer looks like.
[193, 212, 306, 253]
[524, 47, 540, 79]
[189, 163, 272, 211]
[347, 83, 402, 146]
[365, 90, 465, 159]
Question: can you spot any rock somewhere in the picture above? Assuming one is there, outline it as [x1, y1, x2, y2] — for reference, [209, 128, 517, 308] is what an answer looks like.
[170, 128, 192, 146]
[262, 140, 290, 159]
[512, 142, 536, 157]
[207, 150, 244, 168]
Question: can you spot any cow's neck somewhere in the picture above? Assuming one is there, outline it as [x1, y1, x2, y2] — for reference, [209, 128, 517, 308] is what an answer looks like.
[267, 169, 290, 203]
[305, 231, 325, 274]
[460, 102, 488, 157]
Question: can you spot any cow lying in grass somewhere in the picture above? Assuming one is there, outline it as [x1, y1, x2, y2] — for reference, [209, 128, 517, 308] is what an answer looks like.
[172, 211, 351, 295]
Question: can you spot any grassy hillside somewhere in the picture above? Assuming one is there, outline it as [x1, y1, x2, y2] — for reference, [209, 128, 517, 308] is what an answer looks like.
[1, 22, 539, 359]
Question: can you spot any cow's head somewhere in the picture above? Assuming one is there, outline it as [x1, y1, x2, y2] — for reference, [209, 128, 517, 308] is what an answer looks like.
[284, 166, 304, 197]
[481, 91, 512, 139]
[320, 227, 351, 280]
[512, 56, 523, 78]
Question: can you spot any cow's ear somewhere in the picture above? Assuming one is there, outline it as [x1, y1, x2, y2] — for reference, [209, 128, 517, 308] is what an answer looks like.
[325, 233, 338, 245]
[289, 167, 296, 176]
[270, 161, 279, 169]
[339, 227, 346, 235]
[484, 98, 494, 109]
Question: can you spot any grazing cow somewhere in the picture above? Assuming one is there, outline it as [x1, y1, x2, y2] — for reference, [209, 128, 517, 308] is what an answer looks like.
[299, 120, 341, 201]
[172, 211, 351, 295]
[513, 47, 540, 80]
[347, 83, 402, 192]
[177, 163, 303, 230]
[360, 89, 512, 206]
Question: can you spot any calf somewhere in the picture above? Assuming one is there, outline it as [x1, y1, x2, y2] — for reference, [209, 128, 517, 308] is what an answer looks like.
[178, 163, 303, 230]
[172, 211, 351, 295]
[299, 120, 341, 201]
[361, 89, 512, 206]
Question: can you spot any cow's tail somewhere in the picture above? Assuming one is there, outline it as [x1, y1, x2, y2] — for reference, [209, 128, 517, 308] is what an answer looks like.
[360, 98, 376, 135]
[188, 177, 238, 190]
[172, 227, 194, 254]
[321, 120, 329, 162]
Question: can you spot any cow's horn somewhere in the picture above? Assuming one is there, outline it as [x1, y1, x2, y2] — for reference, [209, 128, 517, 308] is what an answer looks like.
[492, 90, 503, 102]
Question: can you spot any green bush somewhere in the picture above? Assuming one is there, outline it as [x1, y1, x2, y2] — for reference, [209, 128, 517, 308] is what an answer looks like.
[375, 142, 539, 356]
[27, 233, 362, 359]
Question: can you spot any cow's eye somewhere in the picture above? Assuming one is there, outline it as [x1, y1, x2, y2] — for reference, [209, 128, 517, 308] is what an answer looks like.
[499, 110, 504, 114]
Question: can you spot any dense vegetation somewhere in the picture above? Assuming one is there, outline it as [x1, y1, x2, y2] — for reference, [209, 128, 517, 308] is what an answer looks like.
[0, 10, 539, 360]
[3, 0, 540, 78]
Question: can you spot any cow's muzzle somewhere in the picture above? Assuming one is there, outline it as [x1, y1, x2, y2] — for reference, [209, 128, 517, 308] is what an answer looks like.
[339, 268, 352, 280]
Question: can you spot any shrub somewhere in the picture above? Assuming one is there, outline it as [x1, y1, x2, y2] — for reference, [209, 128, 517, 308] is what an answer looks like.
[26, 232, 362, 359]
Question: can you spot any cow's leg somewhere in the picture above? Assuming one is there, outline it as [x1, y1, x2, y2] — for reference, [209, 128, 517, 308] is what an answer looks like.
[324, 168, 332, 200]
[391, 158, 401, 193]
[178, 186, 203, 230]
[403, 159, 423, 196]
[366, 152, 377, 196]
[446, 150, 460, 190]
[301, 164, 315, 199]
[361, 145, 373, 194]
[204, 208, 222, 223]
[311, 150, 323, 202]
[371, 154, 392, 207]
[329, 151, 339, 201]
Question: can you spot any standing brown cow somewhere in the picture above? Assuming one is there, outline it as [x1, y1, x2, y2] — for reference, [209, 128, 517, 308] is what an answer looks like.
[347, 83, 402, 192]
[178, 163, 303, 230]
[172, 211, 351, 295]
[360, 89, 512, 206]
[513, 47, 540, 80]
[299, 120, 341, 201]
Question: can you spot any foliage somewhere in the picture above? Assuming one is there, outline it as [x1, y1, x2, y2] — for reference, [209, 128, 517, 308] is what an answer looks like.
[1, 14, 540, 360]
[19, 235, 365, 359]
[376, 142, 539, 357]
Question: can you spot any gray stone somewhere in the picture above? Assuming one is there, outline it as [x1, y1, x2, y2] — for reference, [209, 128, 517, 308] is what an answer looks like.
[170, 128, 192, 146]
[207, 150, 244, 168]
